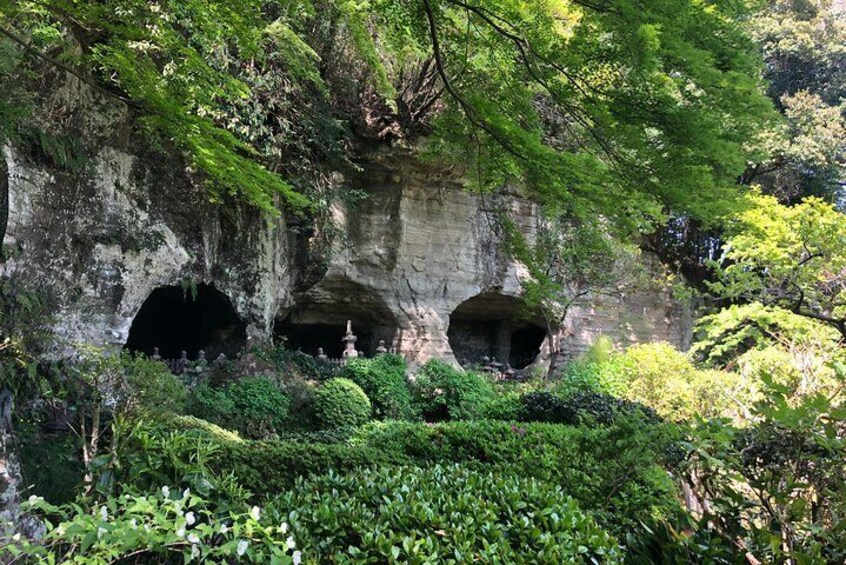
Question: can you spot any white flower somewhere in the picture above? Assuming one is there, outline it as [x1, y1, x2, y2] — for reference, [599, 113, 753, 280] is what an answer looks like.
[185, 511, 196, 526]
[27, 495, 41, 505]
[190, 544, 200, 561]
[236, 539, 249, 557]
[129, 519, 137, 528]
[100, 506, 109, 521]
[286, 536, 296, 550]
[279, 522, 288, 534]
[187, 532, 200, 544]
[293, 550, 302, 565]
[182, 488, 190, 499]
[250, 506, 261, 521]
[55, 526, 65, 536]
[161, 486, 170, 498]
[219, 523, 229, 534]
[12, 533, 20, 542]
[176, 526, 186, 538]
[97, 527, 107, 540]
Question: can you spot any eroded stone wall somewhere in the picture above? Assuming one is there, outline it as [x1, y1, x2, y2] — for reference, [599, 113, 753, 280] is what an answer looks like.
[1, 138, 692, 367]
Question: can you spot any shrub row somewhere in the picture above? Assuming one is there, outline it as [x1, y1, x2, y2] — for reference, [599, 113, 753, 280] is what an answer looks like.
[199, 418, 681, 536]
[267, 464, 621, 563]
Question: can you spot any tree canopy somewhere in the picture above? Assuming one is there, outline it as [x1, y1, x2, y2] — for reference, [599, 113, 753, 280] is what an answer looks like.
[0, 0, 776, 230]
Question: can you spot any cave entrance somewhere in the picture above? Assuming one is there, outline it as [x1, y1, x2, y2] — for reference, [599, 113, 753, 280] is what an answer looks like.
[447, 292, 547, 369]
[275, 277, 398, 358]
[124, 284, 246, 360]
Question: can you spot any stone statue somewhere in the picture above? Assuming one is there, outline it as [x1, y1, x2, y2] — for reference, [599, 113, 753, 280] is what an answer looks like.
[316, 347, 328, 361]
[341, 320, 358, 362]
[376, 339, 388, 355]
[151, 347, 161, 360]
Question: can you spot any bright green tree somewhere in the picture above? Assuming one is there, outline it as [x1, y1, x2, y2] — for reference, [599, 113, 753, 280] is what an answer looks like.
[711, 191, 846, 339]
[743, 0, 846, 200]
[0, 0, 776, 228]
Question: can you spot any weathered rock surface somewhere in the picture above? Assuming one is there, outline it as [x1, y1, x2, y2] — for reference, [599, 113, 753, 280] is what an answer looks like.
[2, 138, 691, 368]
[0, 69, 692, 371]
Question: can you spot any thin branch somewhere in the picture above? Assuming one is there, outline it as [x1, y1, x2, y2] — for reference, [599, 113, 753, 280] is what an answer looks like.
[0, 24, 138, 107]
[421, 0, 529, 161]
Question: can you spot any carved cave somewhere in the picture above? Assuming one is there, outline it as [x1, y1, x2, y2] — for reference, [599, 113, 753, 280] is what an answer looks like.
[448, 292, 547, 369]
[124, 284, 246, 359]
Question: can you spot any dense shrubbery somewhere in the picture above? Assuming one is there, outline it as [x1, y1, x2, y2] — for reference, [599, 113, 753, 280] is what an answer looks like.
[520, 390, 657, 425]
[340, 354, 414, 420]
[18, 488, 301, 563]
[353, 420, 682, 536]
[187, 376, 290, 439]
[411, 359, 495, 421]
[268, 465, 621, 563]
[312, 378, 372, 429]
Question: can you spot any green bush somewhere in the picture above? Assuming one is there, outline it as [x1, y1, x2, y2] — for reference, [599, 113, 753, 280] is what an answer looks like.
[340, 354, 414, 420]
[17, 423, 84, 505]
[353, 420, 682, 536]
[19, 486, 300, 563]
[478, 390, 522, 420]
[214, 439, 395, 495]
[254, 343, 339, 382]
[411, 359, 495, 421]
[616, 343, 739, 420]
[268, 465, 621, 563]
[520, 391, 657, 425]
[187, 376, 289, 439]
[163, 414, 243, 443]
[312, 378, 372, 429]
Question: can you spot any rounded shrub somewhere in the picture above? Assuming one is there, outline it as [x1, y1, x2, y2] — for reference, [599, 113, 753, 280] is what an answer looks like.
[313, 377, 372, 429]
[340, 354, 414, 420]
[268, 464, 621, 563]
[412, 359, 495, 421]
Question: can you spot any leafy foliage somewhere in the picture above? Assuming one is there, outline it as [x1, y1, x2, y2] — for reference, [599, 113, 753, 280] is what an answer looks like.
[340, 354, 414, 420]
[411, 359, 495, 421]
[312, 377, 372, 429]
[16, 488, 301, 564]
[269, 464, 621, 563]
[745, 0, 846, 200]
[187, 376, 290, 440]
[711, 192, 846, 338]
[613, 343, 743, 421]
[680, 369, 846, 563]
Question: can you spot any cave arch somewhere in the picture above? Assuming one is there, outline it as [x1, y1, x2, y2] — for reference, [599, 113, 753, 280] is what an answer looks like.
[275, 277, 398, 358]
[447, 292, 547, 369]
[124, 284, 246, 359]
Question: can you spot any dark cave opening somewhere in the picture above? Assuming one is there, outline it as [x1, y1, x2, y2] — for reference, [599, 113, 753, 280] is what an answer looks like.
[274, 277, 398, 358]
[509, 324, 548, 369]
[124, 284, 247, 360]
[448, 292, 547, 369]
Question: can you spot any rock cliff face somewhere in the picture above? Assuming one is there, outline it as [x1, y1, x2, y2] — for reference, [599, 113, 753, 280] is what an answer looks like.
[3, 145, 691, 368]
[1, 129, 691, 369]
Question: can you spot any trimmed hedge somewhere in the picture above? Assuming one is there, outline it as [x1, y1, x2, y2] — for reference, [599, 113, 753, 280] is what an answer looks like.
[411, 359, 495, 421]
[213, 440, 397, 496]
[340, 354, 415, 420]
[520, 390, 657, 425]
[186, 376, 289, 439]
[359, 420, 681, 536]
[268, 465, 621, 563]
[208, 419, 680, 536]
[312, 378, 372, 429]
